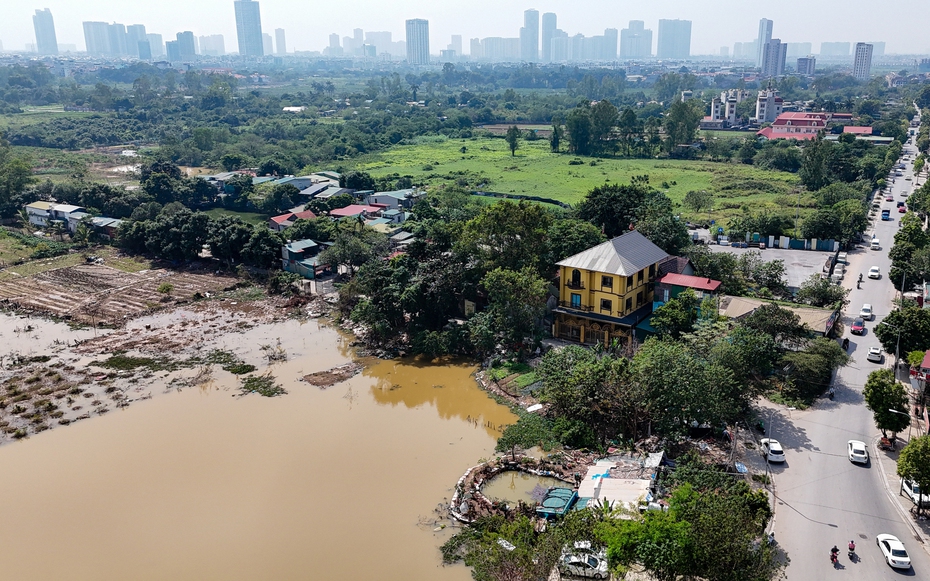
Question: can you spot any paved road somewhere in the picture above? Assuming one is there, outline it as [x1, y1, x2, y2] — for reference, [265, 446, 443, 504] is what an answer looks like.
[773, 124, 927, 579]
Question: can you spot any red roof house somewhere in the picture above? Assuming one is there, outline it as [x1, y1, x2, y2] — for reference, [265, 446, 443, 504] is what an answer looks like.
[268, 209, 317, 231]
[843, 126, 873, 135]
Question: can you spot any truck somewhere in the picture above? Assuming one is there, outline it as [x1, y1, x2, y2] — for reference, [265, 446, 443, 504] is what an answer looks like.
[881, 209, 891, 220]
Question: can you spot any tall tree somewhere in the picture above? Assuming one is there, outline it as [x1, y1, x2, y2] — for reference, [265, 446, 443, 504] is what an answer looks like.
[898, 436, 930, 517]
[565, 106, 592, 155]
[576, 178, 650, 238]
[863, 369, 911, 439]
[505, 125, 520, 157]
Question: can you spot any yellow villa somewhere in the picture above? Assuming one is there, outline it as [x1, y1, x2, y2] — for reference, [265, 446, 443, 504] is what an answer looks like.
[553, 230, 669, 344]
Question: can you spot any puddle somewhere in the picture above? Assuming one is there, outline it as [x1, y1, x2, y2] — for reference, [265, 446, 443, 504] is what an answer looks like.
[480, 471, 565, 505]
[0, 316, 516, 580]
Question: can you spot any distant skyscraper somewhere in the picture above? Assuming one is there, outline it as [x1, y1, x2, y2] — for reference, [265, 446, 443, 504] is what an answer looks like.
[797, 56, 816, 75]
[756, 18, 773, 67]
[656, 19, 691, 59]
[83, 21, 110, 56]
[760, 39, 787, 77]
[107, 23, 128, 57]
[329, 34, 340, 49]
[177, 31, 196, 60]
[137, 41, 152, 61]
[405, 19, 429, 65]
[450, 35, 462, 56]
[853, 43, 873, 80]
[200, 35, 226, 56]
[275, 28, 286, 55]
[820, 42, 850, 56]
[146, 33, 164, 58]
[785, 42, 812, 58]
[620, 20, 652, 59]
[262, 33, 273, 55]
[520, 9, 539, 62]
[470, 38, 481, 58]
[720, 46, 729, 58]
[541, 13, 556, 62]
[234, 0, 264, 56]
[126, 25, 147, 58]
[33, 9, 58, 55]
[165, 40, 181, 62]
[603, 28, 618, 60]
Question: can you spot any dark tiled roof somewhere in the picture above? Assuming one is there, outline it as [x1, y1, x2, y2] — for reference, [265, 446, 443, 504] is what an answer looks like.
[556, 230, 669, 276]
[657, 256, 692, 277]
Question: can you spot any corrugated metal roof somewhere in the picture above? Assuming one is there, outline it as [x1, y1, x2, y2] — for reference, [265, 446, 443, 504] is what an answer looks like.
[659, 273, 721, 292]
[26, 201, 54, 210]
[285, 239, 319, 253]
[556, 230, 669, 277]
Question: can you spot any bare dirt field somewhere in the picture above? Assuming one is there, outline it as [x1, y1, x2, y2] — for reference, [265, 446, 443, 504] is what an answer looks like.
[0, 263, 241, 325]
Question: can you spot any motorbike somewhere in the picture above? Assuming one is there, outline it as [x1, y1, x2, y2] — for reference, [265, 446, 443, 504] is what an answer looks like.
[857, 280, 861, 289]
[842, 338, 850, 351]
[848, 541, 857, 561]
[828, 387, 835, 400]
[830, 551, 839, 567]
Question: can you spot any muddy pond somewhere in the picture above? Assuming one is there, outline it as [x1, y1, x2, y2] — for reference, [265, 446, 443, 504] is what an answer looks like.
[0, 313, 516, 580]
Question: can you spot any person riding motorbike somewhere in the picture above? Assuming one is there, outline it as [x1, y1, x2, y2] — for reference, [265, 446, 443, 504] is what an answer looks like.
[859, 273, 863, 283]
[848, 540, 856, 557]
[828, 386, 835, 399]
[831, 545, 839, 564]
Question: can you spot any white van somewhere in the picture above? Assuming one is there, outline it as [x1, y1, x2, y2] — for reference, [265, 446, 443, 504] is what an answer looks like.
[870, 239, 881, 250]
[837, 252, 848, 264]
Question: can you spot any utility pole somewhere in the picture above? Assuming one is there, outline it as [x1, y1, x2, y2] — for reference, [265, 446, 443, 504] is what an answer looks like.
[889, 408, 914, 443]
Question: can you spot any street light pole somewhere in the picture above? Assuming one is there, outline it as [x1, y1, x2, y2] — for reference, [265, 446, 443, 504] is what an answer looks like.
[889, 408, 914, 443]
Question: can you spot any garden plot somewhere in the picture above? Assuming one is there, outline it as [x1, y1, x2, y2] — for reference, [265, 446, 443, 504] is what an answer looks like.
[0, 264, 239, 325]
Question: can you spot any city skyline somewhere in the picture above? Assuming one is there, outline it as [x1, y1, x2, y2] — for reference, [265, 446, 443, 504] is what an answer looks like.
[4, 2, 929, 57]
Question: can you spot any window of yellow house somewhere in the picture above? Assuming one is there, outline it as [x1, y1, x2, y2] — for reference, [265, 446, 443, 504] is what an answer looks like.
[637, 270, 644, 284]
[600, 298, 612, 313]
[636, 291, 644, 306]
[649, 264, 656, 278]
[626, 275, 633, 290]
[601, 275, 613, 289]
[625, 297, 632, 312]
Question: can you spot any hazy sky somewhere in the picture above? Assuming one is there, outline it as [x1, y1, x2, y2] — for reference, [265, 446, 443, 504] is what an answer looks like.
[3, 1, 929, 55]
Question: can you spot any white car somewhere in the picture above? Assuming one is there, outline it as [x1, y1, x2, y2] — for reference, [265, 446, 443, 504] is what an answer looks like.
[868, 266, 881, 279]
[876, 534, 911, 569]
[760, 438, 786, 463]
[859, 304, 874, 321]
[901, 478, 930, 507]
[559, 554, 609, 579]
[867, 346, 883, 363]
[847, 440, 868, 463]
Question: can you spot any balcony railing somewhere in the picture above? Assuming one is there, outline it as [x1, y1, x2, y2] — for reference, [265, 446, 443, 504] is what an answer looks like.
[565, 280, 585, 290]
[558, 301, 593, 312]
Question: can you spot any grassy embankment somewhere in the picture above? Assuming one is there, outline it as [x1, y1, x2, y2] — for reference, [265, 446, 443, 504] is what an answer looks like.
[352, 136, 804, 223]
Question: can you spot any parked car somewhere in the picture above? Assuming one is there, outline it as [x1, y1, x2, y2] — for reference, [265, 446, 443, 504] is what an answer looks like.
[901, 478, 930, 507]
[847, 440, 869, 463]
[867, 346, 883, 363]
[760, 438, 786, 462]
[885, 195, 894, 201]
[870, 239, 880, 250]
[897, 201, 905, 207]
[899, 206, 906, 213]
[876, 534, 911, 569]
[868, 266, 881, 279]
[850, 318, 865, 334]
[559, 554, 609, 579]
[859, 304, 874, 320]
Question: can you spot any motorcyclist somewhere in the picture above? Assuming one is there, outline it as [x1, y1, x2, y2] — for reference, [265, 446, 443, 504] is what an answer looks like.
[828, 386, 835, 399]
[848, 540, 856, 553]
[831, 545, 839, 563]
[858, 273, 863, 283]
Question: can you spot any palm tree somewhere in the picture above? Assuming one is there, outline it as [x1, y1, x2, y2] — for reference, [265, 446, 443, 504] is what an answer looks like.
[74, 223, 91, 248]
[49, 221, 65, 242]
[17, 208, 31, 231]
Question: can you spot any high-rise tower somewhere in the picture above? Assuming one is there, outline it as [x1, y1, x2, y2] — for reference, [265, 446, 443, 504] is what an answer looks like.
[32, 9, 58, 55]
[405, 19, 430, 65]
[520, 9, 539, 62]
[234, 0, 264, 57]
[756, 19, 773, 67]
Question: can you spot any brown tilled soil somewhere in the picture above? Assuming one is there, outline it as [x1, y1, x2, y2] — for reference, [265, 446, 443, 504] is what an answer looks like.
[0, 264, 240, 325]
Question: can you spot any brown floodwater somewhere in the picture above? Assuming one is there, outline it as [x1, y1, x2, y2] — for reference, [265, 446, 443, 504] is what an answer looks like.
[0, 316, 516, 580]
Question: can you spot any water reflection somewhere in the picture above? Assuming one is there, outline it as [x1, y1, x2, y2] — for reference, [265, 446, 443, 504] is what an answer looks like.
[366, 358, 515, 437]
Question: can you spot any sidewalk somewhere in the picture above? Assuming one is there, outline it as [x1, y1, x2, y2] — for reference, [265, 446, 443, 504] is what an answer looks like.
[871, 434, 930, 549]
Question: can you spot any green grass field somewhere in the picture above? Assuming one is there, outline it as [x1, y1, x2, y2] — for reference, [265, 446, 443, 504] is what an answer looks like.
[351, 137, 802, 221]
[0, 107, 96, 132]
[202, 208, 271, 226]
